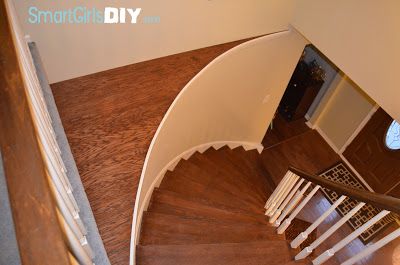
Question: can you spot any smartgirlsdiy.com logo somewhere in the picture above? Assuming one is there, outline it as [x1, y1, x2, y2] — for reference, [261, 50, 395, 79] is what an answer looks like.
[28, 6, 160, 24]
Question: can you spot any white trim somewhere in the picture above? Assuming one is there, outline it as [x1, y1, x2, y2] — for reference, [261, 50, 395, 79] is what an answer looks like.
[339, 155, 374, 192]
[314, 125, 374, 192]
[305, 120, 315, 129]
[339, 104, 379, 153]
[314, 126, 340, 153]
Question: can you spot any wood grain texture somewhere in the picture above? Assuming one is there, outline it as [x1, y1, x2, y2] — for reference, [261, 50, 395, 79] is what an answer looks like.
[138, 146, 292, 264]
[51, 38, 251, 265]
[343, 108, 400, 195]
[0, 1, 70, 264]
[262, 114, 311, 148]
[290, 165, 400, 214]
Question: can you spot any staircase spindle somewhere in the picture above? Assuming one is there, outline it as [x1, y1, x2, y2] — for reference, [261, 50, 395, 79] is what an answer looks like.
[266, 172, 297, 216]
[341, 227, 400, 265]
[295, 202, 366, 260]
[267, 174, 299, 218]
[269, 178, 305, 224]
[58, 211, 94, 265]
[291, 195, 347, 248]
[274, 178, 310, 227]
[265, 171, 292, 210]
[313, 210, 390, 265]
[277, 183, 320, 234]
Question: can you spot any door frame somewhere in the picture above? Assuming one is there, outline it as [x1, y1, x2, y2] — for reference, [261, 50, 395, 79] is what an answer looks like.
[307, 104, 380, 192]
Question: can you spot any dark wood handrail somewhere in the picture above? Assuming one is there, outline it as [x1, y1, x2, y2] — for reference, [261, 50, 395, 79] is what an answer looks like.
[0, 1, 71, 264]
[289, 166, 400, 215]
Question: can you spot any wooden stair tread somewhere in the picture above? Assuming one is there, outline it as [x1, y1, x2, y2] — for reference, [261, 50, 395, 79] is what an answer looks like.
[149, 189, 270, 225]
[224, 147, 276, 194]
[159, 176, 264, 213]
[136, 146, 303, 264]
[181, 149, 269, 200]
[164, 157, 266, 205]
[137, 241, 292, 265]
[202, 147, 275, 198]
[140, 212, 282, 245]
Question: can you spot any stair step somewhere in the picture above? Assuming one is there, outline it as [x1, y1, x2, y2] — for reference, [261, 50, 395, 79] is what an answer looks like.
[164, 156, 265, 206]
[201, 147, 272, 197]
[137, 241, 292, 265]
[225, 147, 276, 194]
[159, 176, 264, 213]
[182, 148, 268, 201]
[140, 212, 282, 245]
[149, 188, 270, 225]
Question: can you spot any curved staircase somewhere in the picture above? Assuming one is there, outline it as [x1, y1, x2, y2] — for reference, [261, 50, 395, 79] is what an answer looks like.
[136, 146, 308, 265]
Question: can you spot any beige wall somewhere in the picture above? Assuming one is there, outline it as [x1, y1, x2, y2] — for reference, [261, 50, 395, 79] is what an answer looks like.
[14, 0, 295, 83]
[292, 0, 400, 123]
[132, 29, 308, 258]
[313, 75, 376, 151]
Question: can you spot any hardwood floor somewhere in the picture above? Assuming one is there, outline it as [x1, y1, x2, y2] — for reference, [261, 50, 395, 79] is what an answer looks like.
[262, 114, 311, 148]
[51, 38, 399, 265]
[51, 39, 250, 265]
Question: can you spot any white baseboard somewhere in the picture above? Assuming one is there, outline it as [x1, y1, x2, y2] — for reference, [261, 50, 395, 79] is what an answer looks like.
[305, 120, 315, 129]
[339, 155, 374, 192]
[314, 125, 374, 192]
[314, 125, 340, 153]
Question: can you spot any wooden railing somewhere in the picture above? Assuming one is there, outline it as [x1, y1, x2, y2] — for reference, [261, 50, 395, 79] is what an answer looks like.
[0, 1, 93, 264]
[265, 166, 400, 265]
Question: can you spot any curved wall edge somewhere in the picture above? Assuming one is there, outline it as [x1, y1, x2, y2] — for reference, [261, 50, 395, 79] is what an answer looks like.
[130, 28, 308, 265]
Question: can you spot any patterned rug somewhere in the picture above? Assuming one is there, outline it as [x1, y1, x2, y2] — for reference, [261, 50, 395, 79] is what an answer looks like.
[319, 162, 398, 244]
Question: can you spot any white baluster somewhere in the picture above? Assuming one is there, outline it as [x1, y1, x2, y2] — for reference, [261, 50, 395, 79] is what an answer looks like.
[58, 211, 93, 265]
[267, 174, 299, 217]
[277, 183, 320, 234]
[266, 172, 297, 216]
[313, 210, 390, 265]
[270, 178, 305, 224]
[275, 181, 312, 227]
[296, 202, 365, 260]
[265, 171, 292, 209]
[291, 195, 347, 248]
[341, 227, 400, 265]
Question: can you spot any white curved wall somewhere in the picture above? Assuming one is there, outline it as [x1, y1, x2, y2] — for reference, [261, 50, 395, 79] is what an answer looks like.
[130, 29, 307, 263]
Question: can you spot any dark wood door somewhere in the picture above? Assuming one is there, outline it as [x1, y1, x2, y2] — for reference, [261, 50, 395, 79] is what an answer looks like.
[343, 108, 400, 195]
